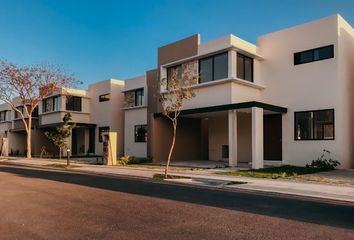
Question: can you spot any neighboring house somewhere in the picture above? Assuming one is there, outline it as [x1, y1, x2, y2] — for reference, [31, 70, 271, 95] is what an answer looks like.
[0, 14, 352, 169]
[145, 14, 354, 169]
[0, 79, 125, 158]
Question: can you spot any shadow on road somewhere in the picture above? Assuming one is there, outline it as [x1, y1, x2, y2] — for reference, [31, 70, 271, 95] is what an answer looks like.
[1, 163, 354, 230]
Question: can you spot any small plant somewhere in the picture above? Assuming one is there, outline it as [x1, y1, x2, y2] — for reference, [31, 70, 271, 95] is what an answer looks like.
[306, 149, 340, 171]
[117, 155, 136, 165]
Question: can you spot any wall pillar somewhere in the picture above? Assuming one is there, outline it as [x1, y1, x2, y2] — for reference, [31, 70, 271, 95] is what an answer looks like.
[252, 107, 264, 169]
[228, 50, 237, 79]
[228, 110, 237, 167]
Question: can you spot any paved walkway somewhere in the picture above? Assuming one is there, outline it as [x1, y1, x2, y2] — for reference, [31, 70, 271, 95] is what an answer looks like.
[1, 157, 354, 203]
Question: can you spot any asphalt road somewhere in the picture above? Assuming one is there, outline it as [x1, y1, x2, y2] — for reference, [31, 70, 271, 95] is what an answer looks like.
[0, 163, 353, 240]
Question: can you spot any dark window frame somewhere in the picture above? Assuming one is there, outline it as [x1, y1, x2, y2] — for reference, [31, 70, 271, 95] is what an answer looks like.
[198, 52, 229, 83]
[98, 126, 110, 143]
[294, 45, 334, 65]
[66, 96, 82, 112]
[134, 88, 144, 107]
[0, 111, 7, 122]
[14, 106, 24, 119]
[166, 64, 182, 87]
[294, 109, 335, 141]
[237, 53, 254, 82]
[99, 93, 111, 102]
[42, 95, 60, 113]
[134, 125, 147, 143]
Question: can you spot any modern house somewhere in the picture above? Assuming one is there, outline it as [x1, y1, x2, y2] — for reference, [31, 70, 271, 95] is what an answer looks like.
[0, 14, 353, 169]
[140, 14, 353, 169]
[0, 79, 125, 158]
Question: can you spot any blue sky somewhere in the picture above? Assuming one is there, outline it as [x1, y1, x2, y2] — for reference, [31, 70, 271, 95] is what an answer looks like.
[0, 0, 353, 87]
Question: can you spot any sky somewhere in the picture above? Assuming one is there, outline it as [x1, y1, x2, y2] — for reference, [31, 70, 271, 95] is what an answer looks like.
[0, 0, 353, 88]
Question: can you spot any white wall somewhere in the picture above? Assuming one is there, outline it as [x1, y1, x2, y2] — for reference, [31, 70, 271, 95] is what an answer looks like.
[124, 108, 147, 158]
[258, 15, 352, 168]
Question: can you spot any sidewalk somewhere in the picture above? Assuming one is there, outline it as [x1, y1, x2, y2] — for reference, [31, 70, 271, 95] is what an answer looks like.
[1, 157, 354, 203]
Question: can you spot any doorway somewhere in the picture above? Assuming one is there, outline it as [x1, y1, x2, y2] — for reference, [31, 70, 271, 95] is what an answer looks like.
[264, 114, 282, 161]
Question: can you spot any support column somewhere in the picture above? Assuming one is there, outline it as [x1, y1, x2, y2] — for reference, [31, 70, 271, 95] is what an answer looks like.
[252, 107, 264, 169]
[228, 50, 237, 79]
[228, 110, 237, 167]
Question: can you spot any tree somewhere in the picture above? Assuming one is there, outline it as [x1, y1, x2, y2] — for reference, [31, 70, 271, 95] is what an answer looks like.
[159, 64, 197, 177]
[44, 113, 75, 162]
[0, 60, 79, 159]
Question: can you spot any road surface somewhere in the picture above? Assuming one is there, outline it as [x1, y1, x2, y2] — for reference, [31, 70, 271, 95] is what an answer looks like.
[0, 163, 353, 240]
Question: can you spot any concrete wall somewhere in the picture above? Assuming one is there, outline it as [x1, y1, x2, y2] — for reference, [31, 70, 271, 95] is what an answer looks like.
[124, 108, 147, 158]
[89, 79, 125, 157]
[258, 14, 352, 168]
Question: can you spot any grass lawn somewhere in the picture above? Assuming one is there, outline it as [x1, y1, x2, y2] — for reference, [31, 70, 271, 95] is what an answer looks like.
[45, 164, 81, 169]
[214, 165, 325, 179]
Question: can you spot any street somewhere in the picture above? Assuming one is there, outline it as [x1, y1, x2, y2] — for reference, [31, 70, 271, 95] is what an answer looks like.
[0, 163, 353, 240]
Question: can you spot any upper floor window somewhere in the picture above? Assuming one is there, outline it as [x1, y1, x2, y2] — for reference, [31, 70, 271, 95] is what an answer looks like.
[294, 45, 334, 65]
[42, 96, 60, 113]
[124, 88, 144, 108]
[99, 93, 110, 102]
[199, 52, 228, 83]
[237, 53, 253, 82]
[14, 106, 24, 119]
[0, 111, 6, 121]
[66, 96, 82, 112]
[295, 109, 334, 140]
[167, 65, 182, 85]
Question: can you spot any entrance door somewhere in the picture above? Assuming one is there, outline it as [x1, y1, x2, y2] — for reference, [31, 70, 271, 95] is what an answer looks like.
[264, 114, 282, 161]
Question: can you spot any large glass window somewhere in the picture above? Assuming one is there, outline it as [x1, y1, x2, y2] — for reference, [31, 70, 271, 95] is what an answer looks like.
[66, 96, 82, 111]
[99, 126, 110, 142]
[295, 109, 334, 140]
[124, 88, 144, 108]
[0, 111, 6, 121]
[199, 52, 228, 83]
[237, 53, 253, 82]
[294, 45, 334, 65]
[135, 125, 147, 142]
[42, 96, 60, 113]
[167, 65, 182, 84]
[14, 106, 24, 119]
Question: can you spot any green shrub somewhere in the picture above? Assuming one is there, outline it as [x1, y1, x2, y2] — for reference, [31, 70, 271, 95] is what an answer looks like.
[117, 155, 153, 165]
[306, 149, 340, 171]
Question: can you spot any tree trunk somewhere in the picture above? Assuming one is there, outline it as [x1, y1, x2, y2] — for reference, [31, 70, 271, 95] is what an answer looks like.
[26, 117, 32, 159]
[165, 120, 177, 177]
[59, 147, 62, 160]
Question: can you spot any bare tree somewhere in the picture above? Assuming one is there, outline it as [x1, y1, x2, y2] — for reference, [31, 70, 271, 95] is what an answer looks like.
[0, 60, 79, 159]
[159, 64, 197, 177]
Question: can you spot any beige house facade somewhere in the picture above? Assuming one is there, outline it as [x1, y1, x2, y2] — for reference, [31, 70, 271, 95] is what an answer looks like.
[0, 14, 353, 169]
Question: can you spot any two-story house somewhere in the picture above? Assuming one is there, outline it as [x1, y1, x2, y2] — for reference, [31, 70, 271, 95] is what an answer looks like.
[145, 14, 353, 169]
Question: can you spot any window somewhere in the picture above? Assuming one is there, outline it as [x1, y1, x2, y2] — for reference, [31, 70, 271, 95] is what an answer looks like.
[99, 126, 110, 142]
[99, 93, 110, 102]
[124, 88, 144, 108]
[199, 52, 228, 83]
[135, 89, 144, 107]
[294, 45, 334, 65]
[135, 125, 147, 142]
[295, 109, 334, 140]
[14, 106, 24, 119]
[42, 96, 60, 113]
[167, 65, 182, 85]
[0, 111, 6, 122]
[66, 96, 82, 111]
[237, 53, 253, 82]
